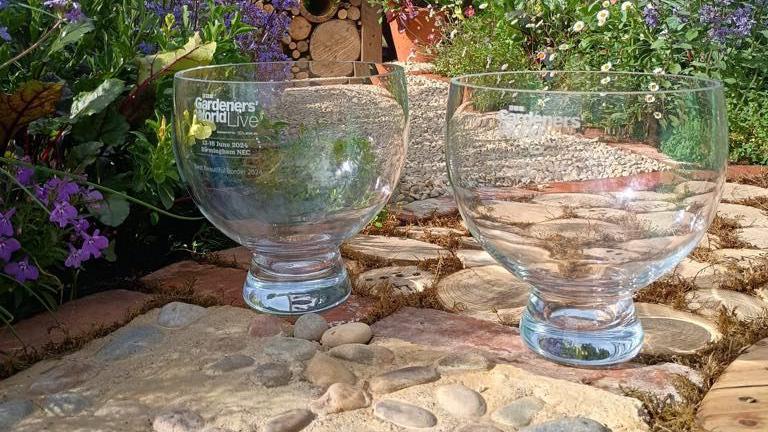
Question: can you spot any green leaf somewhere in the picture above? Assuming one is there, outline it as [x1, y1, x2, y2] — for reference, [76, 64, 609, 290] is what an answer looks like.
[668, 63, 682, 74]
[93, 195, 130, 227]
[673, 43, 693, 50]
[68, 141, 103, 171]
[103, 241, 117, 262]
[135, 33, 217, 83]
[650, 39, 666, 49]
[70, 79, 125, 119]
[49, 19, 95, 54]
[685, 29, 699, 42]
[723, 77, 737, 84]
[760, 30, 768, 39]
[71, 107, 130, 148]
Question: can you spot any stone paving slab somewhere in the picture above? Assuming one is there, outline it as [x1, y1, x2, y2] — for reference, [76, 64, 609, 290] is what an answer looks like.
[372, 307, 700, 400]
[0, 290, 150, 355]
[396, 196, 459, 222]
[341, 235, 452, 264]
[0, 305, 649, 432]
[140, 260, 247, 307]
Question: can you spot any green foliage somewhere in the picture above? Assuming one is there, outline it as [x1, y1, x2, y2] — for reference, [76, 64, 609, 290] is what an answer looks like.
[660, 117, 710, 165]
[728, 92, 768, 165]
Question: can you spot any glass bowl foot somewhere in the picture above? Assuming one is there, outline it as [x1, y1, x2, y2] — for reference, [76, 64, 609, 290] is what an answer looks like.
[520, 294, 644, 367]
[242, 249, 351, 315]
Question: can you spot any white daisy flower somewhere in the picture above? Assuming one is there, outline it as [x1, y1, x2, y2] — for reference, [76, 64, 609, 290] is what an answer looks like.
[450, 29, 458, 39]
[559, 43, 569, 50]
[601, 77, 612, 84]
[573, 21, 585, 32]
[645, 94, 656, 103]
[648, 82, 659, 91]
[621, 1, 633, 12]
[601, 62, 613, 72]
[501, 63, 509, 71]
[479, 2, 488, 9]
[653, 112, 663, 119]
[597, 9, 610, 26]
[653, 67, 664, 75]
[549, 52, 557, 60]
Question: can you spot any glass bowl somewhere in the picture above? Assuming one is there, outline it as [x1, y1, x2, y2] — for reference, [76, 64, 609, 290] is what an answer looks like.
[174, 62, 408, 315]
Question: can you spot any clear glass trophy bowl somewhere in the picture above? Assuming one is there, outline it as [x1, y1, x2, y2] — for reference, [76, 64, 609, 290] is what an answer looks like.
[446, 71, 727, 366]
[173, 62, 408, 315]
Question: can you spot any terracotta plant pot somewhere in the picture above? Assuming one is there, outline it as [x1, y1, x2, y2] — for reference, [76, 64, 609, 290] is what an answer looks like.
[389, 7, 444, 62]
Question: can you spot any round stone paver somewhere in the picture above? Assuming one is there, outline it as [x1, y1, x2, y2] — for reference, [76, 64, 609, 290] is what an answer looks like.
[736, 227, 768, 249]
[157, 302, 207, 329]
[625, 200, 677, 213]
[341, 235, 451, 264]
[636, 303, 721, 355]
[455, 250, 497, 268]
[320, 322, 372, 348]
[435, 383, 487, 418]
[293, 313, 328, 342]
[710, 249, 768, 268]
[491, 396, 545, 428]
[716, 203, 768, 228]
[722, 182, 768, 202]
[436, 265, 530, 312]
[355, 266, 434, 296]
[686, 289, 767, 320]
[373, 399, 437, 429]
[528, 219, 626, 242]
[674, 180, 716, 196]
[481, 201, 564, 225]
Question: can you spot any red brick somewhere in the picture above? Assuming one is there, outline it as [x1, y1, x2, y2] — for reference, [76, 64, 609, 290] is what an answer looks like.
[320, 295, 379, 326]
[0, 289, 150, 354]
[140, 260, 246, 307]
[372, 307, 700, 399]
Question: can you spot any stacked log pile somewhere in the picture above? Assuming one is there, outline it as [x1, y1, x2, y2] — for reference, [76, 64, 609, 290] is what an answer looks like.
[271, 0, 367, 77]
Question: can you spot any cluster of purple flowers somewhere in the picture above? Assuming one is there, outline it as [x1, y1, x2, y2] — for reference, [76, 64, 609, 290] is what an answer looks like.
[227, 0, 297, 62]
[43, 0, 87, 22]
[1, 0, 10, 42]
[643, 4, 660, 28]
[699, 1, 755, 43]
[3, 166, 110, 284]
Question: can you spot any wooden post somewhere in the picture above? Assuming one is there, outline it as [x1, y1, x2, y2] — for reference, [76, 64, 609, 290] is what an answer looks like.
[360, 1, 382, 63]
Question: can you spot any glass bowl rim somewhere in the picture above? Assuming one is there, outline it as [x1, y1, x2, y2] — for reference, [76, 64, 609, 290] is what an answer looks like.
[449, 70, 723, 95]
[174, 61, 404, 84]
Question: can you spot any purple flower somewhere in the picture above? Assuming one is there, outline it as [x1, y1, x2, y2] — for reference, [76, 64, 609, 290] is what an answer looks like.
[699, 5, 719, 24]
[0, 0, 8, 11]
[64, 244, 86, 268]
[50, 201, 78, 227]
[0, 237, 21, 262]
[4, 256, 39, 283]
[731, 5, 754, 36]
[643, 4, 660, 28]
[72, 218, 90, 233]
[57, 180, 81, 202]
[16, 166, 34, 185]
[65, 1, 86, 22]
[0, 208, 15, 237]
[138, 41, 156, 54]
[82, 188, 103, 202]
[0, 27, 10, 43]
[81, 229, 108, 258]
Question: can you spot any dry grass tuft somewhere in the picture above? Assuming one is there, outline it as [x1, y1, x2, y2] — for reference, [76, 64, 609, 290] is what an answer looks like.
[706, 215, 751, 249]
[717, 256, 768, 294]
[731, 171, 768, 189]
[634, 274, 697, 311]
[195, 251, 242, 269]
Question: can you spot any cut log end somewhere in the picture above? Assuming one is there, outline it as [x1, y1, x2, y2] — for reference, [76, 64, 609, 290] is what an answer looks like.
[300, 0, 340, 23]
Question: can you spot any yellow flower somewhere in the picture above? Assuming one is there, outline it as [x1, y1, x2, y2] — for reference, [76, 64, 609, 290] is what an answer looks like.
[645, 94, 656, 103]
[573, 21, 585, 32]
[183, 111, 216, 144]
[648, 82, 659, 92]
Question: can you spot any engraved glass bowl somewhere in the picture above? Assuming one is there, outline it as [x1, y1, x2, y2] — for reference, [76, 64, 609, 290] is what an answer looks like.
[446, 71, 727, 366]
[174, 62, 408, 315]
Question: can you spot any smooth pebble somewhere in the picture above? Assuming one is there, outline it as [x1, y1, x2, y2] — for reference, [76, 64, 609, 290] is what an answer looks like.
[435, 383, 486, 418]
[293, 313, 328, 341]
[320, 322, 372, 348]
[374, 399, 437, 429]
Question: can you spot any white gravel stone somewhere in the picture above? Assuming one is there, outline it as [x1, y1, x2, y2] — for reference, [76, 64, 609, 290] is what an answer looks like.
[320, 322, 372, 348]
[293, 313, 328, 342]
[373, 399, 437, 429]
[435, 383, 487, 418]
[157, 302, 207, 329]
